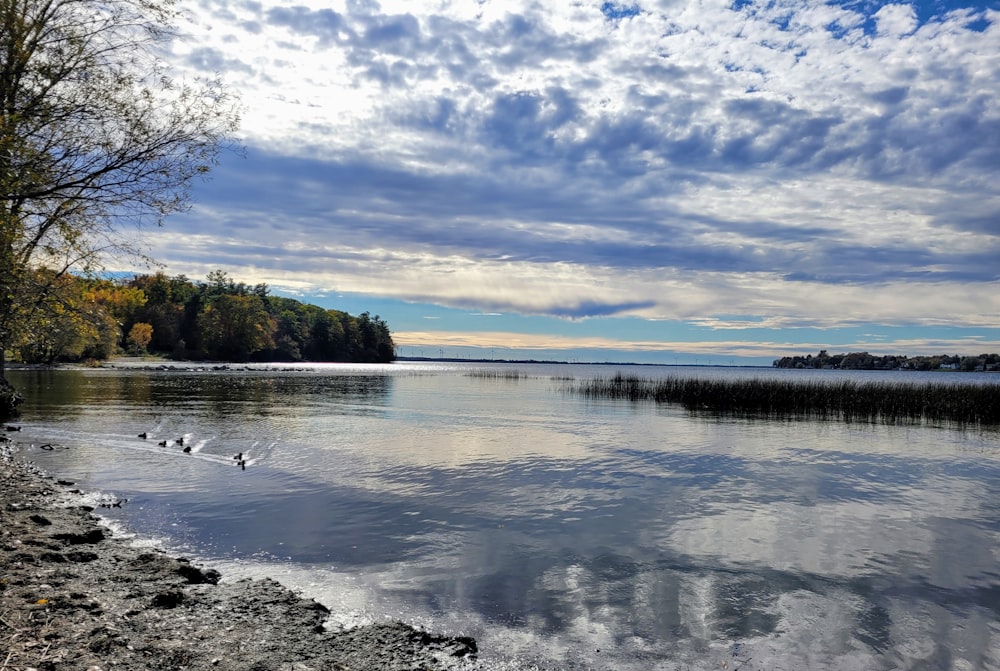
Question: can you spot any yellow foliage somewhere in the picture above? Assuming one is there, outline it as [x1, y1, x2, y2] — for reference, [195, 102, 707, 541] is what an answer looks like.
[85, 282, 148, 320]
[127, 322, 154, 354]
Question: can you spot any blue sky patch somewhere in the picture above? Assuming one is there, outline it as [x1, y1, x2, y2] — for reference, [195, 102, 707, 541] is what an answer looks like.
[601, 2, 642, 20]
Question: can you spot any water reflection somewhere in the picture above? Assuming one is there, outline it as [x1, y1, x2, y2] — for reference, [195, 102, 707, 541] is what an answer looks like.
[13, 368, 394, 419]
[7, 365, 1000, 671]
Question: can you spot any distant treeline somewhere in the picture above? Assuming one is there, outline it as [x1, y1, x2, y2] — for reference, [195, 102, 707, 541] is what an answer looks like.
[11, 270, 395, 365]
[773, 350, 999, 372]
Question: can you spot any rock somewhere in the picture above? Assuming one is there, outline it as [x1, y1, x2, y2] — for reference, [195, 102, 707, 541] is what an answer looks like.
[176, 562, 222, 585]
[151, 590, 185, 608]
[53, 529, 106, 545]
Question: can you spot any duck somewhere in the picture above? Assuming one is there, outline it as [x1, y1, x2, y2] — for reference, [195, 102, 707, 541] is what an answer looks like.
[233, 452, 243, 461]
[138, 432, 148, 439]
[182, 445, 192, 453]
[157, 440, 168, 447]
[5, 425, 21, 432]
[175, 437, 185, 446]
[238, 459, 246, 470]
[99, 498, 127, 509]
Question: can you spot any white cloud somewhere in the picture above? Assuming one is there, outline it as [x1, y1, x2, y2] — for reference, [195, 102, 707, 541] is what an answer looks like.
[154, 0, 1000, 333]
[873, 4, 918, 37]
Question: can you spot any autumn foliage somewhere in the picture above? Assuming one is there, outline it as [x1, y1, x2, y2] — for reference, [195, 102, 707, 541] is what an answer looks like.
[8, 271, 395, 365]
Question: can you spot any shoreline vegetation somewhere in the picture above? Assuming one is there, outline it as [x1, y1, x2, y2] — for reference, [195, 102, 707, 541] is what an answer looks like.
[0, 441, 479, 671]
[4, 271, 396, 370]
[773, 350, 1000, 372]
[573, 374, 1000, 425]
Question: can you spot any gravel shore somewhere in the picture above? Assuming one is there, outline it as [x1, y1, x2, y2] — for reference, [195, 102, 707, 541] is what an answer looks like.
[0, 438, 479, 671]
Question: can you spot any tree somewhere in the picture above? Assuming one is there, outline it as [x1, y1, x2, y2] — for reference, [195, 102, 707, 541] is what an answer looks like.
[197, 294, 275, 362]
[0, 0, 240, 416]
[85, 280, 148, 346]
[272, 307, 307, 361]
[959, 356, 982, 372]
[126, 322, 153, 354]
[357, 312, 395, 363]
[205, 269, 237, 296]
[13, 269, 118, 364]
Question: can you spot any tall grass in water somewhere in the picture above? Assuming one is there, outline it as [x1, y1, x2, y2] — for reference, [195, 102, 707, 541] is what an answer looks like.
[575, 374, 1000, 425]
[466, 369, 529, 380]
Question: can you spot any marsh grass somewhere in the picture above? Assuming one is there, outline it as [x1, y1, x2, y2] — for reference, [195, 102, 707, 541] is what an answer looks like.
[574, 374, 1000, 425]
[466, 369, 529, 380]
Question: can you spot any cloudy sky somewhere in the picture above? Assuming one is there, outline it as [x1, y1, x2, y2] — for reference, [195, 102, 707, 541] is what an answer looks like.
[140, 0, 999, 364]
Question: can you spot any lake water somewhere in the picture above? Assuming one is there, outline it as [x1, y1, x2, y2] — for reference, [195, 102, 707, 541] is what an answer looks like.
[8, 362, 1000, 670]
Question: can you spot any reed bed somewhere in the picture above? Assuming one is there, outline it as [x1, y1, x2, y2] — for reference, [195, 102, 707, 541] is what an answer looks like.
[466, 369, 530, 380]
[574, 374, 1000, 425]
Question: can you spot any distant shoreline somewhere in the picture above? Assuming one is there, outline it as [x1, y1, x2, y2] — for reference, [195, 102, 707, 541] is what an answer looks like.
[395, 356, 765, 367]
[6, 356, 996, 372]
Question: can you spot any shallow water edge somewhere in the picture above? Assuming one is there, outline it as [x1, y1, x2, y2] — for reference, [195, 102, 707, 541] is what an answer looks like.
[0, 443, 481, 671]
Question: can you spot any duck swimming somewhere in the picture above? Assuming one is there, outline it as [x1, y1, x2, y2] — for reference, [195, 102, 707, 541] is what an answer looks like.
[138, 432, 148, 439]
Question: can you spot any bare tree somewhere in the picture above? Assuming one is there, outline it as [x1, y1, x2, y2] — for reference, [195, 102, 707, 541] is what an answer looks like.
[0, 0, 240, 415]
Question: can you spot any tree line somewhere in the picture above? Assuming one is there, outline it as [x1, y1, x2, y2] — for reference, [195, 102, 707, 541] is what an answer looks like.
[8, 270, 396, 365]
[773, 350, 1000, 372]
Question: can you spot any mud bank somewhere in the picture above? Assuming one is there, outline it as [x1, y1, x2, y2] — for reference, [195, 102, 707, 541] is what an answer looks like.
[0, 440, 478, 671]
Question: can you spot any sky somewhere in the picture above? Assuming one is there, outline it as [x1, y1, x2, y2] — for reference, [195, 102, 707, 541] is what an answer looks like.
[130, 0, 999, 365]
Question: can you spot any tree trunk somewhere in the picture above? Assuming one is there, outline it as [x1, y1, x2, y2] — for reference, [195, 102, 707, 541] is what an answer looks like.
[0, 348, 23, 421]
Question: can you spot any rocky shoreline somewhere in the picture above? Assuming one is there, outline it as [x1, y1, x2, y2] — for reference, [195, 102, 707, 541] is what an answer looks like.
[0, 439, 479, 671]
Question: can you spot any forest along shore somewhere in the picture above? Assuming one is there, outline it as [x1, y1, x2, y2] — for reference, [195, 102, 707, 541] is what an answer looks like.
[0, 440, 478, 671]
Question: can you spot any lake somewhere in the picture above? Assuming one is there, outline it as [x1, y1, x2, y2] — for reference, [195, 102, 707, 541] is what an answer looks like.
[7, 362, 1000, 670]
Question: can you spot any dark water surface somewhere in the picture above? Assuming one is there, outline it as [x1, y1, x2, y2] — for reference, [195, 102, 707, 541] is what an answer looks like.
[8, 363, 1000, 670]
